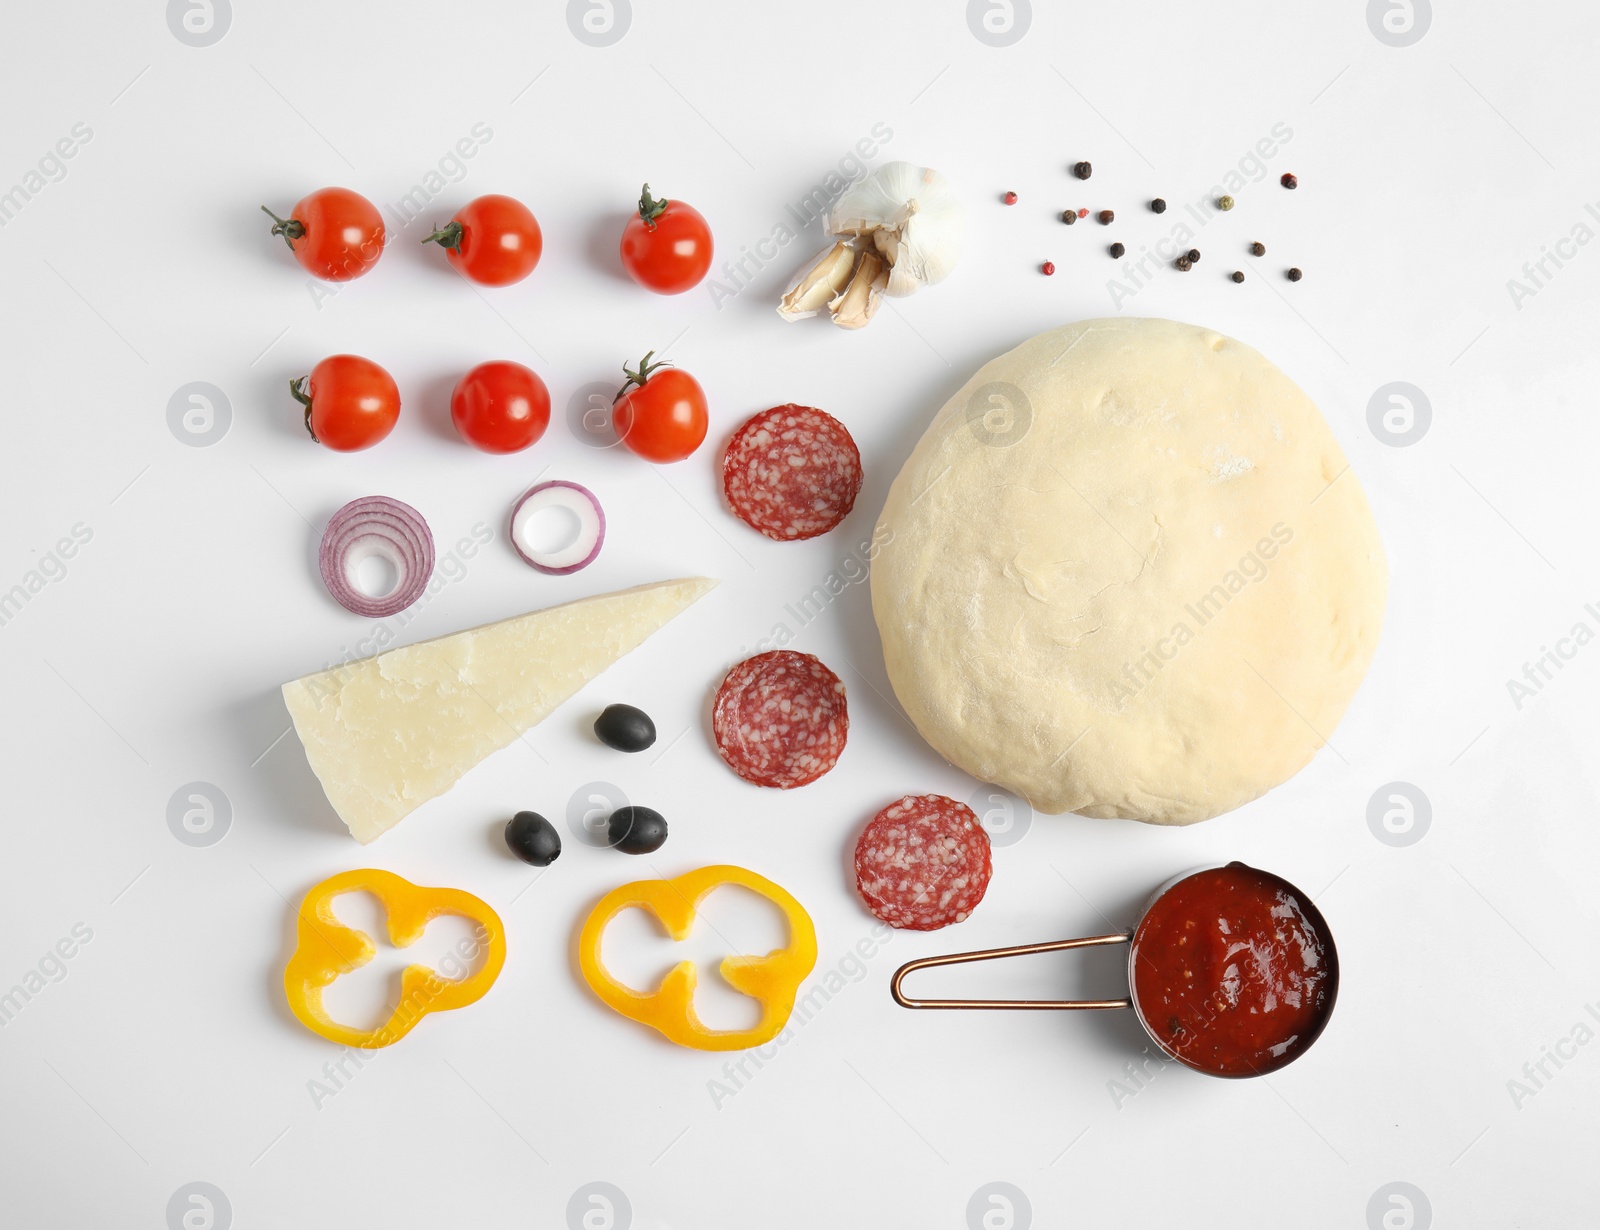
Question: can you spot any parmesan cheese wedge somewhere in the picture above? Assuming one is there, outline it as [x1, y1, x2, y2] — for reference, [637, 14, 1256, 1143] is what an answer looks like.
[282, 577, 717, 843]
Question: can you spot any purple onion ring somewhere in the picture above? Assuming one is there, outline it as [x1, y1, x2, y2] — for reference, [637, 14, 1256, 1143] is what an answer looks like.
[318, 495, 435, 617]
[509, 480, 605, 575]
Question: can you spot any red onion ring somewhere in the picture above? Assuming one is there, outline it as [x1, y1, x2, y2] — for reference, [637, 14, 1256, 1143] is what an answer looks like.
[509, 481, 605, 575]
[319, 496, 435, 617]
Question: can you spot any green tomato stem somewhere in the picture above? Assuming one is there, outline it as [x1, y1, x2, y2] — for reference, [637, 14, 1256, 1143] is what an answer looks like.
[422, 220, 464, 253]
[637, 184, 669, 231]
[614, 350, 674, 403]
[262, 205, 305, 250]
[290, 376, 318, 441]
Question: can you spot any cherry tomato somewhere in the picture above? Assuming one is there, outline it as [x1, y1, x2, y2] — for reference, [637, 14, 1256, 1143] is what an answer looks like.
[451, 361, 551, 453]
[262, 188, 385, 281]
[619, 184, 713, 295]
[293, 356, 400, 451]
[425, 194, 543, 286]
[612, 352, 708, 463]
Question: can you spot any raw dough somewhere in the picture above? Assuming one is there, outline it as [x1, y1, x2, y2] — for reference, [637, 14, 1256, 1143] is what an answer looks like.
[871, 318, 1386, 825]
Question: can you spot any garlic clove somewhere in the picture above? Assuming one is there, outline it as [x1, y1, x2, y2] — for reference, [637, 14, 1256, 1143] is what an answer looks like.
[777, 241, 859, 322]
[828, 249, 886, 330]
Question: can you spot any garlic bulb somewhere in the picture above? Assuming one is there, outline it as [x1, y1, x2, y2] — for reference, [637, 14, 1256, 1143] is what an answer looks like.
[777, 161, 963, 329]
[829, 162, 964, 298]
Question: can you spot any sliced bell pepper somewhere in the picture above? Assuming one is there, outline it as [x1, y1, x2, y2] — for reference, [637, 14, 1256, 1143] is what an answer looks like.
[284, 868, 506, 1048]
[578, 864, 818, 1051]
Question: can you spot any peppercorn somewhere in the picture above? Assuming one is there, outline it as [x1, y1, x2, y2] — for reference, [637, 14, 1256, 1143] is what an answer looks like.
[1218, 195, 1235, 211]
[1231, 271, 1245, 283]
[1074, 161, 1092, 179]
[1061, 209, 1077, 225]
[1098, 209, 1114, 225]
[1042, 260, 1056, 276]
[1002, 191, 1018, 205]
[1281, 173, 1297, 189]
[1077, 208, 1089, 219]
[1287, 267, 1303, 281]
[1250, 241, 1266, 257]
[1109, 242, 1125, 258]
[1151, 198, 1167, 213]
[1187, 248, 1201, 262]
[1175, 256, 1192, 271]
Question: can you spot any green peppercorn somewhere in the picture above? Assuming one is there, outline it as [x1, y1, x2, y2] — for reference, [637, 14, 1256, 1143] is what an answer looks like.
[1218, 195, 1235, 211]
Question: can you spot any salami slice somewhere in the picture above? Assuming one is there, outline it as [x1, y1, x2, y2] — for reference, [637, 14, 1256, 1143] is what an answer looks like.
[854, 795, 993, 931]
[722, 404, 863, 541]
[712, 650, 848, 788]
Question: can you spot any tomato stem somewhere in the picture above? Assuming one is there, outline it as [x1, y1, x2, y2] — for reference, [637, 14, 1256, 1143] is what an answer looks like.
[637, 184, 669, 231]
[615, 350, 674, 403]
[262, 205, 306, 250]
[290, 376, 318, 441]
[422, 221, 464, 253]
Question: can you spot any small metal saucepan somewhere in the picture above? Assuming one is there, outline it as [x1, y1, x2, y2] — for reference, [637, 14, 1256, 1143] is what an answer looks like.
[889, 862, 1339, 1078]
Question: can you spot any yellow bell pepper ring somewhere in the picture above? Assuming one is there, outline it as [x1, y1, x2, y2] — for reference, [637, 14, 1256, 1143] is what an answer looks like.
[578, 865, 818, 1051]
[284, 868, 506, 1049]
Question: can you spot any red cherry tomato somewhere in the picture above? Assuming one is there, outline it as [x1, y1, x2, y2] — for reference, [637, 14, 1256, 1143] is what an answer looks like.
[262, 188, 385, 282]
[611, 352, 708, 463]
[425, 195, 543, 287]
[450, 361, 551, 453]
[619, 185, 713, 295]
[293, 356, 400, 451]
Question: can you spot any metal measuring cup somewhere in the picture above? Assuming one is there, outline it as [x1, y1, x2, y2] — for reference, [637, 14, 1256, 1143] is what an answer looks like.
[889, 862, 1339, 1078]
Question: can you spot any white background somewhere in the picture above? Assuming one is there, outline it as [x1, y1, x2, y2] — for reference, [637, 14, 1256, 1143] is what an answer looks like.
[1, 1, 1596, 1226]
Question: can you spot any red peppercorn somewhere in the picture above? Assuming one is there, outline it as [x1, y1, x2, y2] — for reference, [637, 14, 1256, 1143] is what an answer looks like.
[1002, 191, 1018, 205]
[1281, 173, 1298, 189]
[1077, 208, 1089, 219]
[1042, 261, 1056, 276]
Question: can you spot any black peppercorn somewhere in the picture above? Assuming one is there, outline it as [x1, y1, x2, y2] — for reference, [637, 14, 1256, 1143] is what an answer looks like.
[1097, 209, 1114, 225]
[1175, 256, 1192, 271]
[1231, 271, 1245, 283]
[1187, 248, 1200, 262]
[1109, 242, 1125, 258]
[1151, 198, 1167, 213]
[1287, 267, 1303, 281]
[1061, 209, 1077, 225]
[1250, 241, 1266, 257]
[1074, 161, 1092, 179]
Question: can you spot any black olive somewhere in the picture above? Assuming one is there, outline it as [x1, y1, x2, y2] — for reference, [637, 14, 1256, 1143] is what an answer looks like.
[505, 811, 561, 866]
[593, 703, 656, 752]
[607, 805, 668, 855]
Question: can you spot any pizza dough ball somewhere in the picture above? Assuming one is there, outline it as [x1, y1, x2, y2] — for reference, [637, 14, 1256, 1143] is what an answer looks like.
[871, 317, 1386, 825]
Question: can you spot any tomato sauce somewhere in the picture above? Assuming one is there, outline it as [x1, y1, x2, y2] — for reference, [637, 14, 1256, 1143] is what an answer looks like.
[1129, 863, 1337, 1076]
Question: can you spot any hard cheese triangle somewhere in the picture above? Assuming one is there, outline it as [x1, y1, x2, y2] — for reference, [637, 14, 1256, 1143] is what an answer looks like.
[282, 577, 717, 843]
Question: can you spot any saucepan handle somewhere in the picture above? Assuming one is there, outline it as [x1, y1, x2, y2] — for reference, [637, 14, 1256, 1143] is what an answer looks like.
[890, 933, 1134, 1010]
